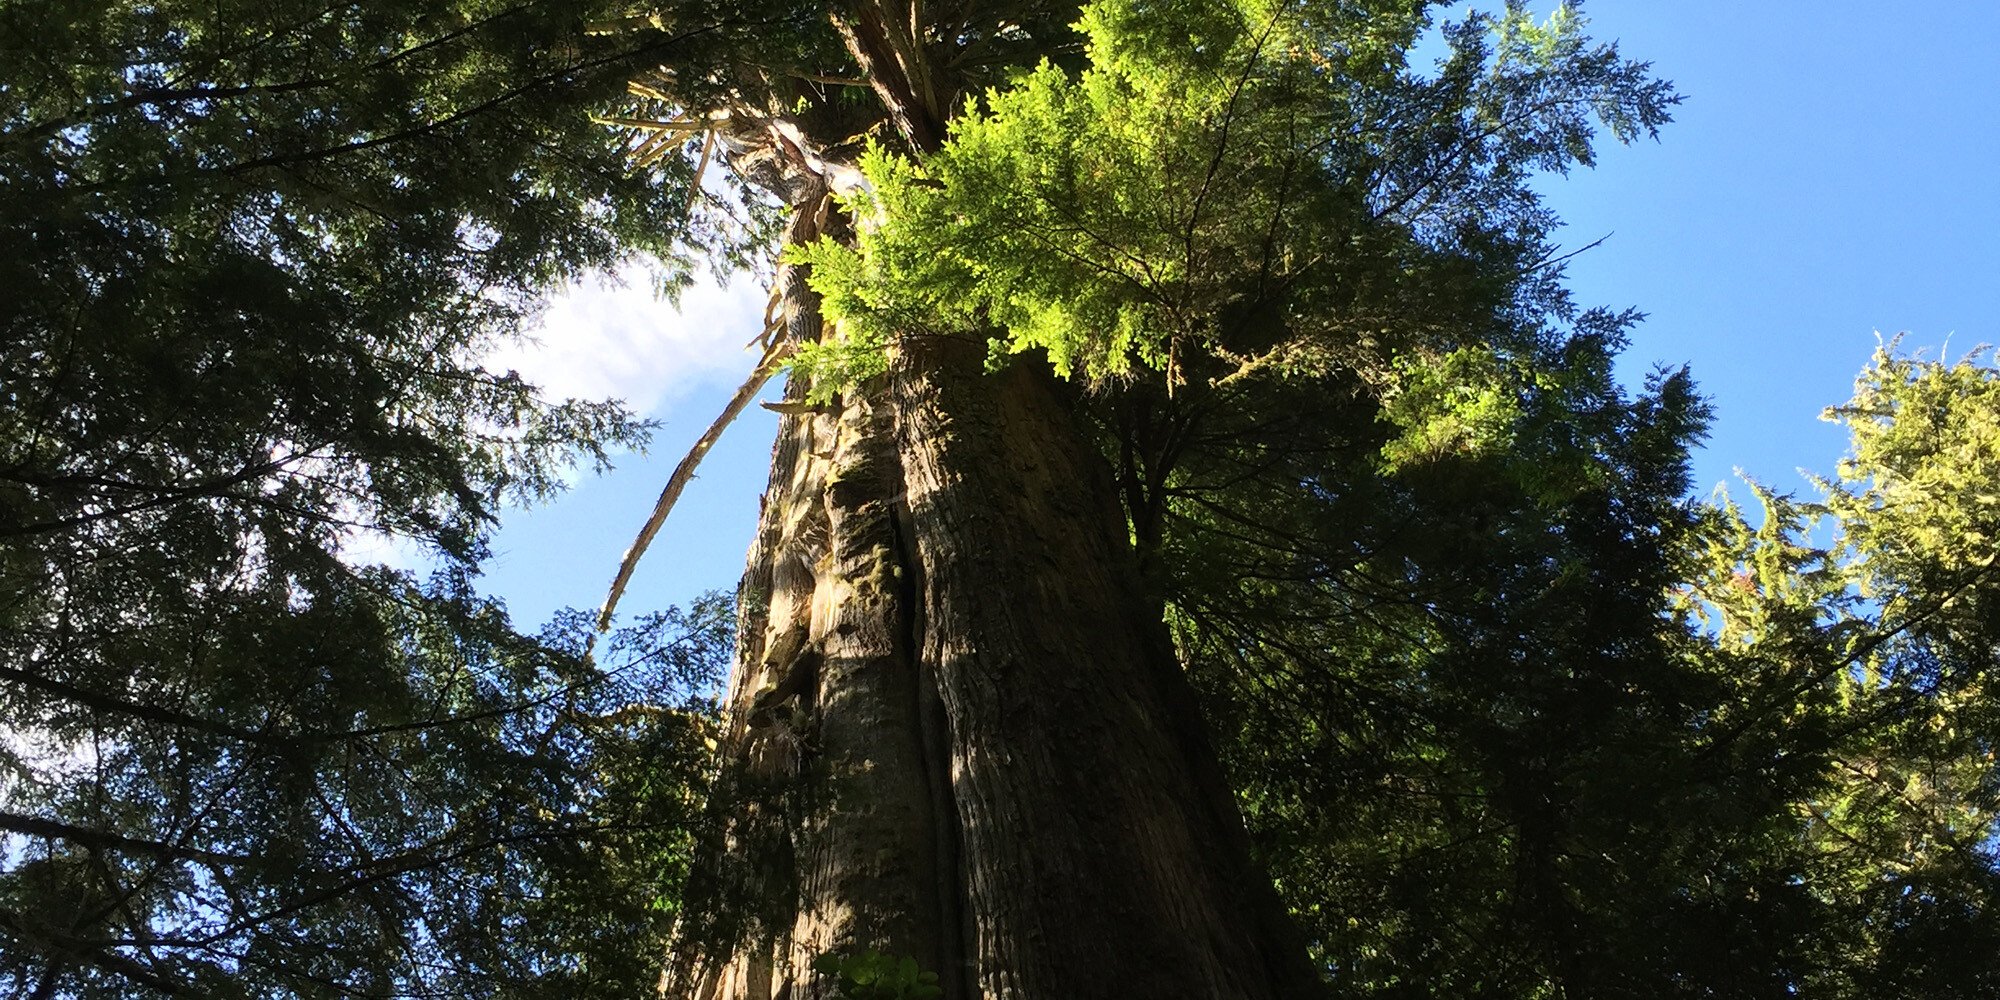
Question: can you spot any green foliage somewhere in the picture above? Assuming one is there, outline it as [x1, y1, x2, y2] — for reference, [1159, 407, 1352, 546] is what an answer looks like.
[1826, 344, 2000, 627]
[1639, 344, 2000, 997]
[1378, 346, 1528, 464]
[1166, 330, 2000, 995]
[0, 571, 734, 998]
[1161, 327, 1767, 995]
[796, 0, 1674, 394]
[811, 950, 944, 1000]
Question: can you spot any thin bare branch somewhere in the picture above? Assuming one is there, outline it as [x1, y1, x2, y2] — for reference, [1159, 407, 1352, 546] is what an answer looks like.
[597, 339, 794, 631]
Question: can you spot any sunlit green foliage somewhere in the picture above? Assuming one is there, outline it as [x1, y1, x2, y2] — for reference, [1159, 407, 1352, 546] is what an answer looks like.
[794, 0, 1672, 393]
[812, 950, 944, 1000]
[1672, 346, 2000, 998]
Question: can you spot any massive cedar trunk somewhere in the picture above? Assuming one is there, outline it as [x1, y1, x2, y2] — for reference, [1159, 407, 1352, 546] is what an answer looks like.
[674, 292, 1320, 998]
[664, 7, 1320, 995]
[886, 338, 1321, 998]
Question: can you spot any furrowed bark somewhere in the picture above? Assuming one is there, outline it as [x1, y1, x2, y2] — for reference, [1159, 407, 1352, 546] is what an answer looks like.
[673, 220, 1316, 1000]
[677, 198, 961, 998]
[888, 337, 1322, 999]
[678, 308, 1319, 1000]
[691, 386, 955, 998]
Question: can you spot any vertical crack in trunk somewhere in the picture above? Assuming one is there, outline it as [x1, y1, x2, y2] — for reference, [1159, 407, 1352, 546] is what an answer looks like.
[888, 479, 973, 999]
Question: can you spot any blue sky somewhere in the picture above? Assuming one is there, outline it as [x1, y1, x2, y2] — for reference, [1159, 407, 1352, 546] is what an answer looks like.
[1547, 4, 2000, 492]
[468, 3, 2000, 630]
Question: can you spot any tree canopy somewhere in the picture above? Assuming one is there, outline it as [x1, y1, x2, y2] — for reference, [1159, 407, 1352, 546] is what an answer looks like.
[2, 0, 1997, 997]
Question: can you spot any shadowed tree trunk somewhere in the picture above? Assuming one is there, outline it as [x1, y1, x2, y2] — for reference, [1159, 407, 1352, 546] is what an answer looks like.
[884, 337, 1320, 998]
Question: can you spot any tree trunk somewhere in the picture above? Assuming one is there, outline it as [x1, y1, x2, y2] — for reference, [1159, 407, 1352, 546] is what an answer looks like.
[673, 316, 1320, 999]
[668, 8, 1320, 990]
[886, 336, 1323, 998]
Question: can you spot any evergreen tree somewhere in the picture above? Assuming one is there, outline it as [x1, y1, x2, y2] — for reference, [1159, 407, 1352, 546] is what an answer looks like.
[1674, 346, 2000, 998]
[0, 1, 733, 994]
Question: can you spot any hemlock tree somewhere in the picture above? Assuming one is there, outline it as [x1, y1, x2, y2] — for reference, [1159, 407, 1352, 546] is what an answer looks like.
[1674, 348, 2000, 1000]
[0, 1, 740, 994]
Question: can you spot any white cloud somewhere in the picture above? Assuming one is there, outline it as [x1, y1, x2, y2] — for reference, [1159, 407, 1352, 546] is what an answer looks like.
[334, 525, 427, 573]
[336, 266, 768, 575]
[486, 265, 768, 418]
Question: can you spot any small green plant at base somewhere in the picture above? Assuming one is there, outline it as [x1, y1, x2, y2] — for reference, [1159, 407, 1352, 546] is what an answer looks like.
[812, 950, 943, 1000]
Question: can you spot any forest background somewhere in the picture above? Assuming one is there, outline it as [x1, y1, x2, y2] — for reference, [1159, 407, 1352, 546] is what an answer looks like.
[5, 0, 2000, 997]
